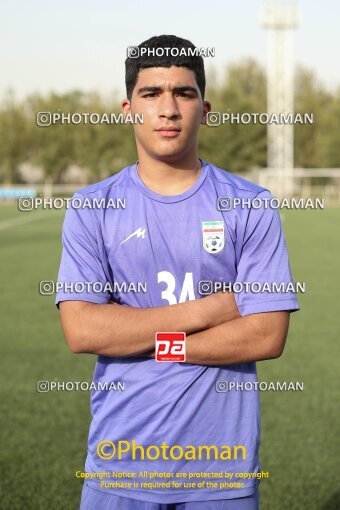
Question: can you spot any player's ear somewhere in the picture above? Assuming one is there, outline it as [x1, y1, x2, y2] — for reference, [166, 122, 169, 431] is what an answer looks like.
[201, 101, 212, 125]
[121, 99, 131, 115]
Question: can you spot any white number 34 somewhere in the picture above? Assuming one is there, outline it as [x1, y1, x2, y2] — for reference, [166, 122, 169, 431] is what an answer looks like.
[157, 271, 195, 304]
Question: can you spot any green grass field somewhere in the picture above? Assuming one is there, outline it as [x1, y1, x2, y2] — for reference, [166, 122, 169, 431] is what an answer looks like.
[0, 204, 339, 510]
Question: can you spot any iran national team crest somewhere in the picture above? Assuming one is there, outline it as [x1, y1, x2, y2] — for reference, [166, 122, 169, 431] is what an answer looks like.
[202, 221, 225, 254]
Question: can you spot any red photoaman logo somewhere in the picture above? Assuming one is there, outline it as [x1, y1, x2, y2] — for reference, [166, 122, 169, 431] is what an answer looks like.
[155, 332, 186, 362]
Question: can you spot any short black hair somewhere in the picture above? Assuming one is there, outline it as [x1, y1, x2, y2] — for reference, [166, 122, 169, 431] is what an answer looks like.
[125, 34, 205, 100]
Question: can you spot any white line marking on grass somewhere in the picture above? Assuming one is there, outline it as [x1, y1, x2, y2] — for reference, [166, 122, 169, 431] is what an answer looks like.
[0, 212, 60, 231]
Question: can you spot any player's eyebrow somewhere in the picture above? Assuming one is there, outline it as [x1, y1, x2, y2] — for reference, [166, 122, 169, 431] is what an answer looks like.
[137, 85, 198, 96]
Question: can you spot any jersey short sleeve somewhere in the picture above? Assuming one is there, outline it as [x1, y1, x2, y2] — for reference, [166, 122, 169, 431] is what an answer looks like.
[55, 193, 111, 307]
[235, 190, 300, 316]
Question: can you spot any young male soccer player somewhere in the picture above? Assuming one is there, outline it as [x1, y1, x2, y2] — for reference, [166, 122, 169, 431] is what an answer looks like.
[56, 35, 299, 510]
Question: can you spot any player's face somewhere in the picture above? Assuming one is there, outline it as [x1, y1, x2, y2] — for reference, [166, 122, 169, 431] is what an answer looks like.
[122, 66, 211, 162]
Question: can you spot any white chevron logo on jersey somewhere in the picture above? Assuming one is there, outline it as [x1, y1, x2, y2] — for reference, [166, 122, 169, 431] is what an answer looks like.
[120, 227, 146, 245]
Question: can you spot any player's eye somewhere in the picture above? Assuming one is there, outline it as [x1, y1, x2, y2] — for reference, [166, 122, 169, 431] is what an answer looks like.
[176, 92, 195, 99]
[143, 93, 158, 98]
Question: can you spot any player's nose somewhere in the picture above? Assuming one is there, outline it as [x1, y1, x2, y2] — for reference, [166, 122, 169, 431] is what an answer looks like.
[158, 93, 180, 119]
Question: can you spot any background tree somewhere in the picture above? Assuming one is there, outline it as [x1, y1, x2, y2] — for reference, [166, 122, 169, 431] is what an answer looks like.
[0, 60, 339, 185]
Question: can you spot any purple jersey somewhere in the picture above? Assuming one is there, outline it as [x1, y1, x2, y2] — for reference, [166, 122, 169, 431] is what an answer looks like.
[56, 160, 299, 503]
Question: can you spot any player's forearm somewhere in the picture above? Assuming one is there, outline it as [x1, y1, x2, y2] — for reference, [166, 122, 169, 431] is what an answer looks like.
[61, 300, 202, 356]
[184, 312, 290, 366]
[60, 292, 239, 357]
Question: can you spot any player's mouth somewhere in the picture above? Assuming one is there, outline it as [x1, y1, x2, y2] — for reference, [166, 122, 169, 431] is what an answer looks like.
[155, 126, 181, 138]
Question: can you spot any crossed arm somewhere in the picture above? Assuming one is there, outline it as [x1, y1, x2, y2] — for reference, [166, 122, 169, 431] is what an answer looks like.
[59, 292, 289, 365]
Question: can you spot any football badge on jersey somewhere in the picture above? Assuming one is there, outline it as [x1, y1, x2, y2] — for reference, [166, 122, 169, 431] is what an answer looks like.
[202, 221, 225, 254]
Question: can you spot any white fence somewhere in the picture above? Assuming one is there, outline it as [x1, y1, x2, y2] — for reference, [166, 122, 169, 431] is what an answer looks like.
[1, 168, 340, 204]
[251, 168, 340, 203]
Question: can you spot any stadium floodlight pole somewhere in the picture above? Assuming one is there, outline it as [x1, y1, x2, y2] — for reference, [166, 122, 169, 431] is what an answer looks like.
[261, 1, 299, 198]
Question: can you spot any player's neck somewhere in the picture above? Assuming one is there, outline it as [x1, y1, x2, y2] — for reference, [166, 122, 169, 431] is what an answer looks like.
[136, 154, 203, 196]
